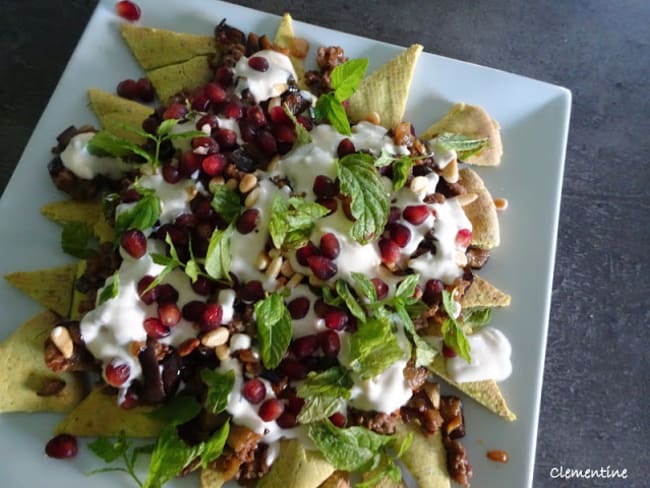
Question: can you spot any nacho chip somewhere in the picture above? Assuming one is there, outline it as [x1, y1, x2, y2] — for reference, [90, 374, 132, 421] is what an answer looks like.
[88, 88, 153, 144]
[429, 355, 516, 421]
[361, 470, 407, 488]
[55, 385, 162, 437]
[5, 264, 77, 317]
[319, 471, 349, 488]
[460, 275, 511, 309]
[41, 200, 114, 243]
[147, 55, 214, 104]
[347, 44, 423, 129]
[200, 467, 226, 488]
[274, 13, 306, 89]
[395, 422, 450, 488]
[69, 260, 88, 322]
[459, 167, 500, 249]
[120, 24, 217, 71]
[257, 439, 335, 488]
[420, 103, 503, 166]
[0, 311, 86, 413]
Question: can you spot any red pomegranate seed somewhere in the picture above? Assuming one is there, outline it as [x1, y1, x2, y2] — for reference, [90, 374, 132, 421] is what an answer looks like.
[215, 128, 238, 149]
[258, 398, 284, 422]
[201, 153, 226, 176]
[285, 394, 305, 415]
[155, 284, 179, 304]
[137, 275, 157, 304]
[163, 102, 188, 120]
[158, 302, 181, 327]
[455, 228, 473, 248]
[193, 199, 215, 222]
[175, 213, 197, 229]
[442, 343, 457, 358]
[191, 93, 210, 111]
[143, 317, 170, 339]
[296, 115, 313, 131]
[214, 65, 233, 86]
[179, 151, 202, 176]
[120, 229, 147, 259]
[269, 105, 290, 124]
[337, 138, 356, 157]
[313, 175, 339, 198]
[105, 361, 131, 387]
[221, 102, 242, 119]
[319, 233, 340, 259]
[287, 296, 310, 319]
[119, 389, 140, 410]
[273, 124, 296, 143]
[256, 130, 278, 155]
[319, 330, 340, 357]
[182, 300, 207, 321]
[246, 106, 267, 128]
[423, 279, 444, 306]
[204, 82, 227, 104]
[403, 205, 431, 225]
[371, 278, 389, 300]
[196, 114, 219, 132]
[276, 410, 298, 429]
[45, 434, 78, 459]
[242, 378, 266, 404]
[291, 335, 319, 359]
[280, 358, 308, 380]
[378, 238, 400, 265]
[388, 206, 402, 224]
[313, 299, 335, 318]
[191, 276, 215, 296]
[116, 79, 138, 99]
[248, 56, 269, 72]
[192, 136, 219, 155]
[239, 280, 265, 302]
[389, 223, 412, 248]
[324, 308, 348, 331]
[162, 163, 182, 184]
[296, 242, 320, 267]
[136, 78, 154, 102]
[236, 208, 260, 234]
[316, 197, 337, 214]
[200, 303, 223, 331]
[307, 255, 337, 280]
[329, 412, 346, 428]
[120, 188, 141, 203]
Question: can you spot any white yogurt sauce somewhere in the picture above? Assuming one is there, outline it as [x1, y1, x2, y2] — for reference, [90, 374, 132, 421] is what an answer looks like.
[137, 172, 197, 224]
[60, 132, 136, 180]
[447, 327, 513, 382]
[427, 137, 458, 169]
[234, 50, 297, 103]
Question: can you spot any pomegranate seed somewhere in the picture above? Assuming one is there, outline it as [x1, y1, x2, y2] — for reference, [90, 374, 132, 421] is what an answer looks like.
[193, 199, 215, 222]
[200, 303, 223, 331]
[143, 317, 170, 339]
[423, 279, 444, 306]
[179, 151, 202, 176]
[191, 93, 210, 111]
[137, 275, 157, 304]
[280, 358, 308, 380]
[442, 343, 457, 358]
[389, 223, 412, 248]
[105, 361, 131, 387]
[192, 136, 219, 155]
[175, 213, 197, 228]
[196, 114, 219, 132]
[313, 175, 339, 198]
[288, 296, 310, 319]
[158, 302, 181, 327]
[238, 119, 257, 143]
[182, 300, 207, 321]
[239, 280, 265, 302]
[204, 82, 227, 104]
[285, 394, 305, 415]
[371, 278, 389, 300]
[191, 276, 215, 296]
[246, 106, 267, 128]
[214, 65, 233, 86]
[337, 138, 356, 157]
[403, 205, 431, 225]
[155, 284, 179, 304]
[269, 106, 290, 124]
[341, 197, 355, 221]
[378, 238, 400, 265]
[215, 128, 238, 149]
[221, 102, 242, 119]
[45, 434, 78, 459]
[256, 130, 278, 155]
[388, 206, 402, 224]
[201, 153, 226, 176]
[291, 335, 319, 358]
[296, 242, 320, 267]
[324, 308, 348, 330]
[162, 163, 182, 184]
[248, 56, 269, 72]
[163, 102, 188, 120]
[329, 412, 346, 428]
[296, 115, 313, 131]
[307, 256, 337, 280]
[319, 233, 340, 259]
[276, 410, 298, 429]
[120, 188, 142, 203]
[136, 78, 154, 102]
[313, 299, 334, 318]
[236, 208, 260, 234]
[119, 389, 140, 410]
[242, 378, 266, 404]
[258, 398, 284, 422]
[120, 229, 147, 258]
[117, 79, 138, 99]
[316, 197, 337, 214]
[319, 330, 340, 357]
[455, 228, 473, 248]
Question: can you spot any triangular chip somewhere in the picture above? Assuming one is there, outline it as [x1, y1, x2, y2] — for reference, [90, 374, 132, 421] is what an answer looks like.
[147, 55, 214, 104]
[347, 44, 423, 129]
[41, 200, 114, 243]
[429, 355, 516, 421]
[256, 439, 334, 488]
[69, 260, 88, 322]
[120, 24, 217, 71]
[200, 467, 227, 488]
[0, 311, 86, 413]
[88, 88, 153, 144]
[460, 275, 511, 309]
[55, 385, 162, 437]
[5, 264, 77, 317]
[319, 471, 350, 488]
[420, 103, 503, 166]
[395, 422, 450, 488]
[459, 167, 500, 249]
[274, 13, 306, 89]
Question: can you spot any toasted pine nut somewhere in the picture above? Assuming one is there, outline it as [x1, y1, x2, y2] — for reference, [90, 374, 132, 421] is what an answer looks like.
[456, 192, 478, 206]
[239, 174, 258, 194]
[225, 178, 238, 190]
[201, 327, 230, 348]
[446, 415, 463, 435]
[50, 326, 74, 359]
[256, 252, 270, 270]
[185, 185, 199, 200]
[275, 276, 288, 289]
[440, 158, 459, 183]
[410, 176, 428, 194]
[215, 344, 230, 361]
[494, 197, 509, 210]
[177, 338, 200, 357]
[286, 273, 304, 288]
[268, 248, 281, 259]
[365, 111, 381, 125]
[266, 256, 283, 279]
[244, 187, 260, 208]
[423, 382, 441, 409]
[266, 155, 281, 172]
[280, 259, 294, 277]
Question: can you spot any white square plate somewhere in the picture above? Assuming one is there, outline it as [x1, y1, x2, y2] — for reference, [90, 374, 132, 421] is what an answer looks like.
[0, 0, 570, 486]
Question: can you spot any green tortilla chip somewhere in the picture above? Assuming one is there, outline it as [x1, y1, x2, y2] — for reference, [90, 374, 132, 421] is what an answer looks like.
[55, 385, 162, 437]
[459, 167, 500, 249]
[257, 439, 334, 488]
[274, 13, 306, 89]
[41, 200, 114, 243]
[460, 275, 511, 309]
[395, 422, 450, 488]
[200, 467, 227, 488]
[147, 55, 214, 104]
[319, 471, 350, 488]
[0, 311, 87, 413]
[88, 88, 153, 144]
[120, 24, 217, 71]
[69, 260, 89, 322]
[347, 44, 423, 129]
[5, 264, 77, 317]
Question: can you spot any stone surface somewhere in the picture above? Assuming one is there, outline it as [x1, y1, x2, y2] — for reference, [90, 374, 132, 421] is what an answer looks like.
[1, 0, 648, 486]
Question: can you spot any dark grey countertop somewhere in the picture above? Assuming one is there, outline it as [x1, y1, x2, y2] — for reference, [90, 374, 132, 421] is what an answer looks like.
[1, 1, 648, 486]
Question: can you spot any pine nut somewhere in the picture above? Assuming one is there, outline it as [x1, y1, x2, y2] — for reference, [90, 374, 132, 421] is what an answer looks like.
[239, 174, 258, 194]
[410, 176, 428, 194]
[215, 344, 230, 361]
[456, 192, 478, 206]
[440, 158, 459, 183]
[423, 382, 441, 409]
[494, 197, 509, 210]
[268, 248, 281, 259]
[280, 259, 294, 277]
[177, 338, 200, 357]
[266, 256, 283, 279]
[50, 326, 73, 359]
[244, 187, 260, 208]
[286, 273, 304, 288]
[225, 178, 238, 190]
[201, 327, 230, 348]
[365, 111, 381, 125]
[266, 155, 281, 172]
[256, 252, 270, 270]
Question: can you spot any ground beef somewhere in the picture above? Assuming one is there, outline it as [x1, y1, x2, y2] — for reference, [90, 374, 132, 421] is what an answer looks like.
[444, 437, 473, 487]
[237, 443, 270, 482]
[305, 46, 349, 95]
[347, 407, 398, 435]
[403, 364, 429, 390]
[439, 396, 466, 439]
[44, 322, 96, 373]
[227, 424, 262, 464]
[400, 390, 443, 435]
[466, 246, 490, 269]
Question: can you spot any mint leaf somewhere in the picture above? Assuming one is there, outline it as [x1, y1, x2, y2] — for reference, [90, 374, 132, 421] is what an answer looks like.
[441, 290, 471, 362]
[395, 274, 420, 301]
[114, 194, 161, 237]
[144, 424, 202, 488]
[350, 272, 377, 302]
[211, 186, 242, 224]
[391, 155, 415, 191]
[296, 367, 353, 398]
[199, 421, 230, 469]
[335, 279, 366, 322]
[349, 316, 405, 379]
[61, 221, 96, 258]
[254, 292, 292, 369]
[184, 259, 200, 283]
[156, 119, 180, 138]
[88, 434, 131, 463]
[315, 93, 351, 136]
[463, 307, 492, 331]
[268, 196, 329, 250]
[149, 396, 202, 426]
[205, 224, 232, 281]
[201, 369, 235, 414]
[434, 132, 488, 159]
[330, 58, 369, 101]
[97, 271, 120, 306]
[396, 303, 437, 368]
[87, 130, 152, 162]
[283, 104, 312, 144]
[298, 396, 345, 424]
[337, 153, 390, 243]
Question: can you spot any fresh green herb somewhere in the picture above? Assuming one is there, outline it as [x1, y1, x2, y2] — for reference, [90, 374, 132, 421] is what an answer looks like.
[268, 196, 329, 251]
[395, 274, 419, 300]
[61, 221, 97, 258]
[356, 432, 413, 488]
[337, 153, 390, 243]
[283, 103, 312, 144]
[254, 292, 293, 369]
[348, 316, 405, 379]
[296, 368, 353, 423]
[87, 130, 151, 161]
[433, 132, 488, 159]
[321, 286, 344, 308]
[335, 279, 366, 322]
[211, 186, 242, 224]
[315, 93, 351, 135]
[198, 422, 230, 469]
[204, 223, 233, 282]
[463, 307, 492, 331]
[200, 369, 235, 414]
[146, 235, 184, 292]
[114, 193, 161, 237]
[143, 424, 202, 488]
[97, 270, 120, 306]
[441, 290, 471, 362]
[88, 431, 154, 488]
[148, 396, 202, 425]
[297, 395, 346, 424]
[396, 302, 437, 368]
[373, 148, 423, 191]
[350, 272, 378, 302]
